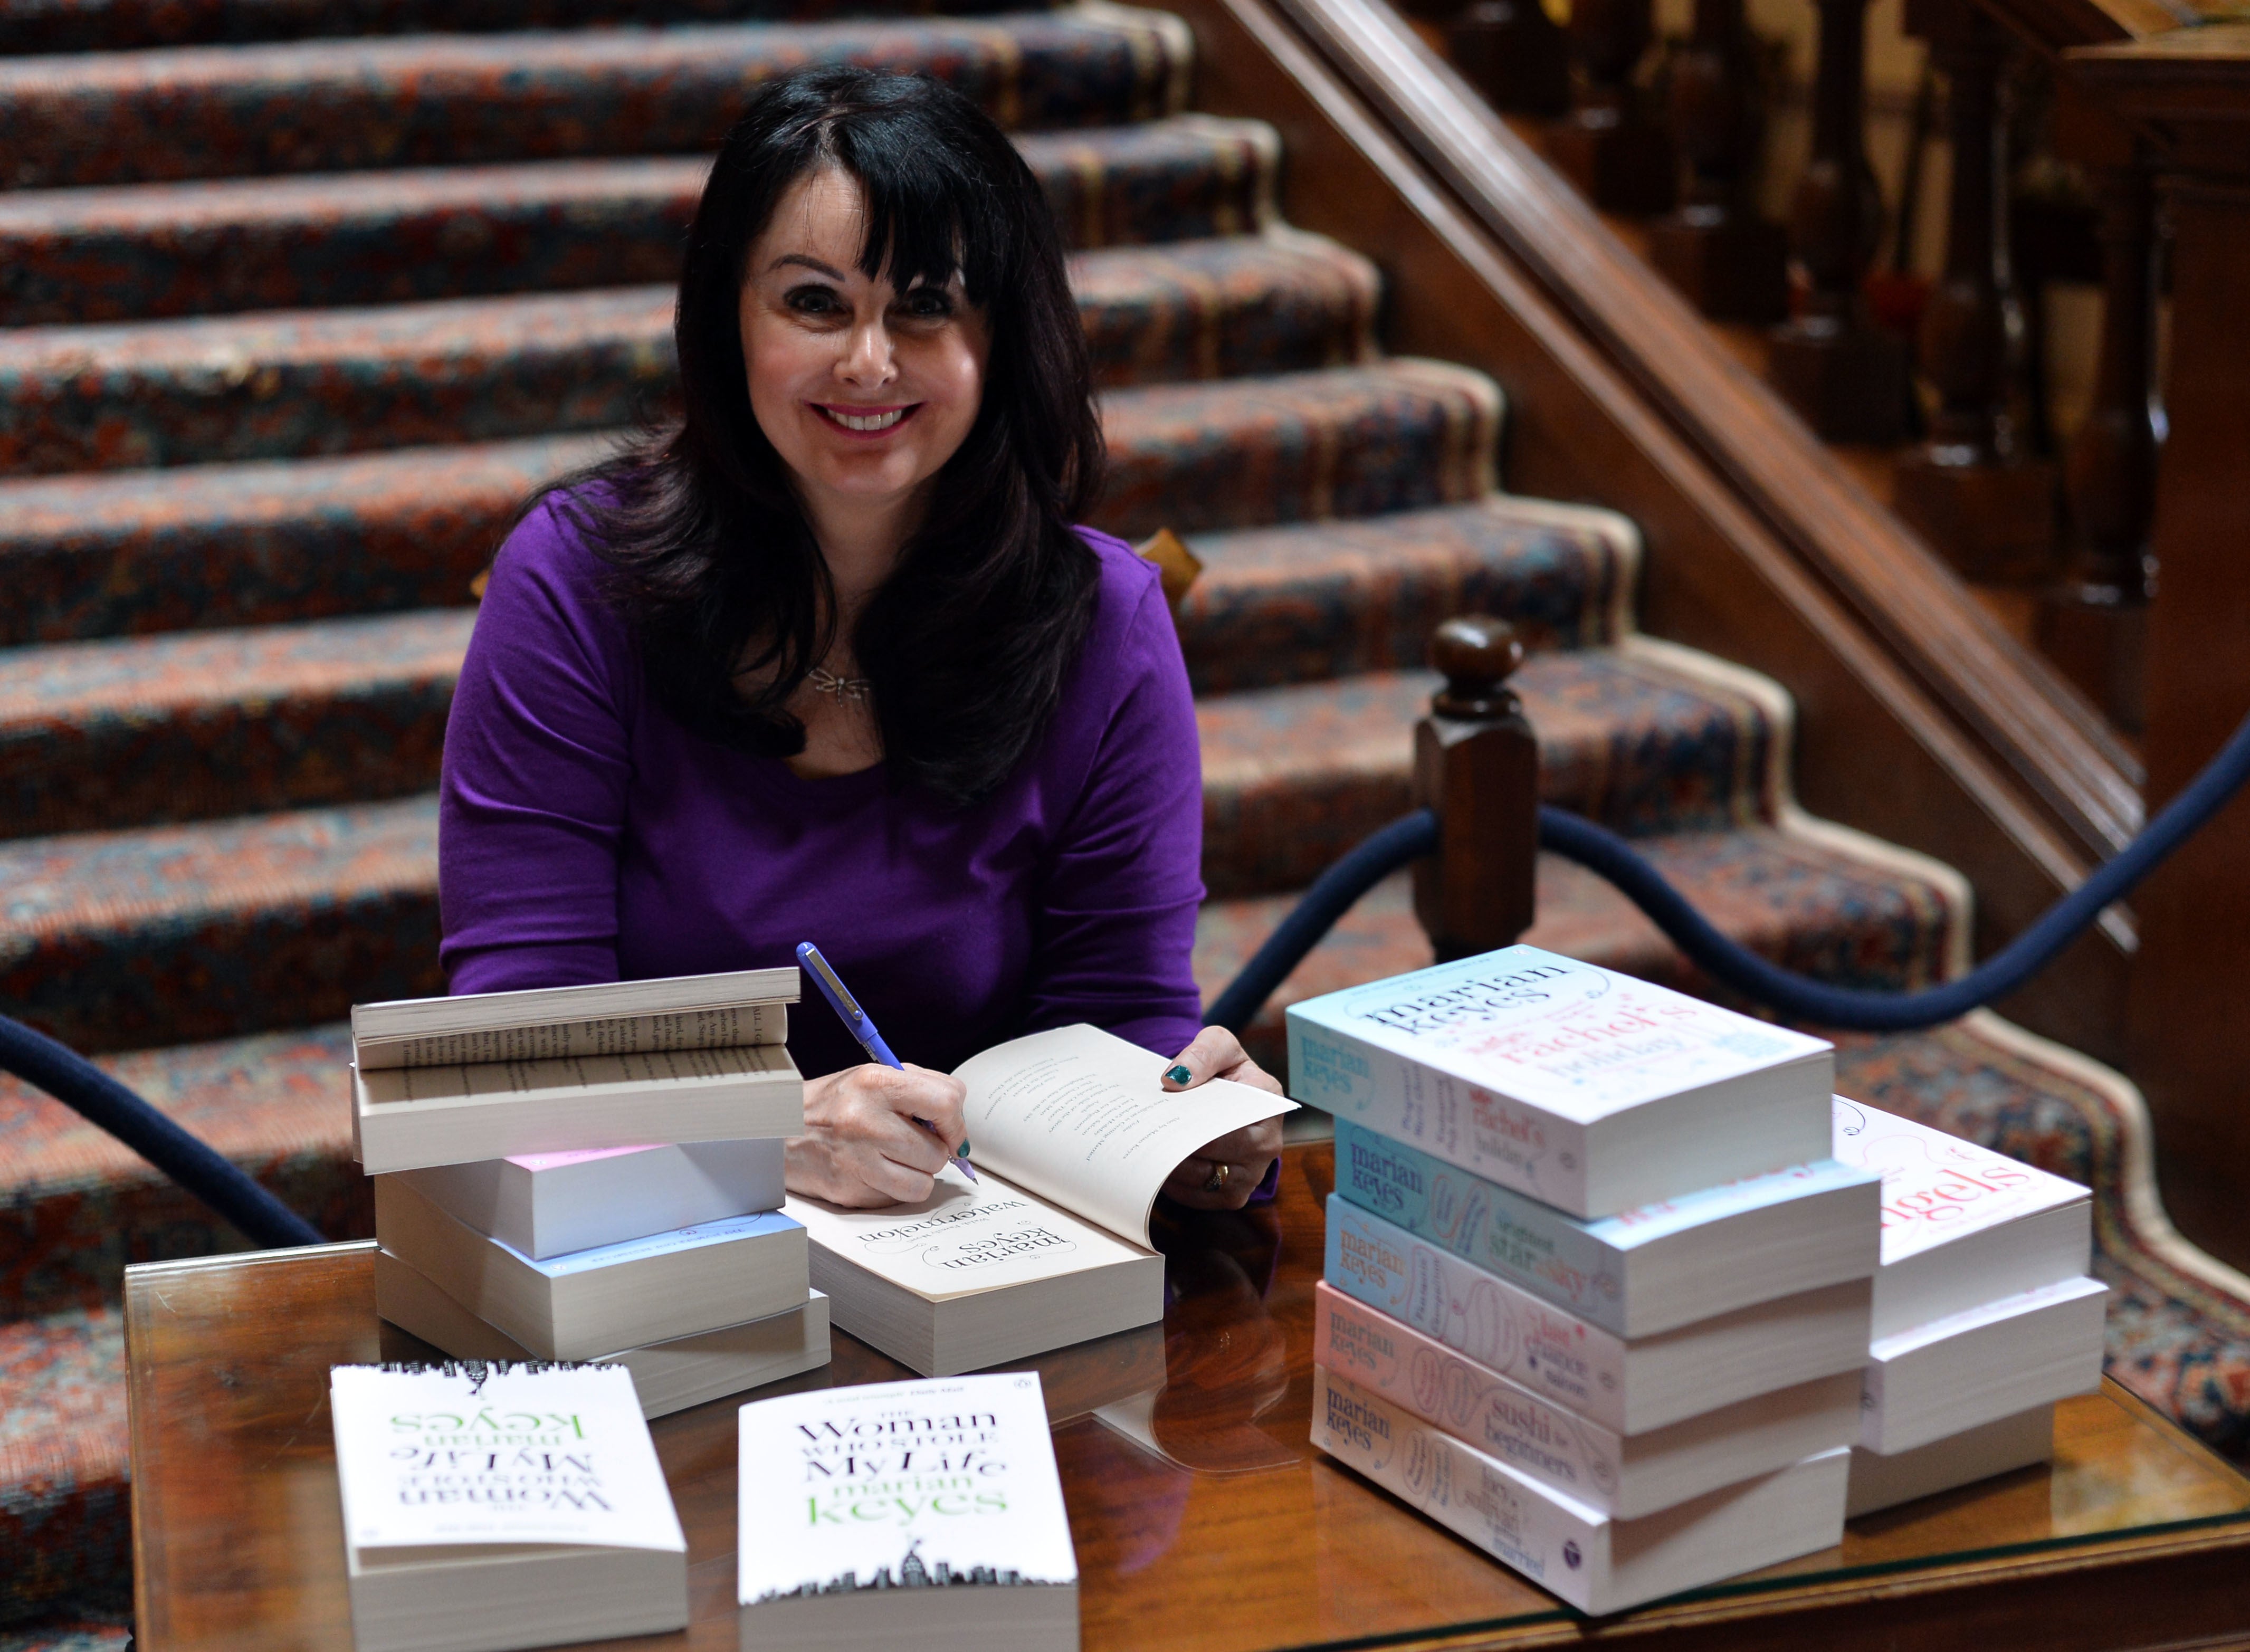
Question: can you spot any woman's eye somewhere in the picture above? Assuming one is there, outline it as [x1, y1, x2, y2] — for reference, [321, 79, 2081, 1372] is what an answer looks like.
[897, 291, 955, 321]
[784, 285, 844, 316]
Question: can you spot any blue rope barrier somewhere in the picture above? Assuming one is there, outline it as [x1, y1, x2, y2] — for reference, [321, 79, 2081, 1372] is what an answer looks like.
[1208, 809, 1440, 1034]
[1210, 702, 2250, 1036]
[0, 1013, 326, 1249]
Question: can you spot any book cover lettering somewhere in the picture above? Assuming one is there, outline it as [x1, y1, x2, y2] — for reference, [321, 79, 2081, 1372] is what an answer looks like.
[1830, 1098, 2084, 1266]
[738, 1372, 1077, 1608]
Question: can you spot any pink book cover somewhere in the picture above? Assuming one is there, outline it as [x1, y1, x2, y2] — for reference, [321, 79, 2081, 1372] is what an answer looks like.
[1311, 1279, 1624, 1506]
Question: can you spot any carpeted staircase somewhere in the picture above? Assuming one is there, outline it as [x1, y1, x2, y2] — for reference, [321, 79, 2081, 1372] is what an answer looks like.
[3, 0, 2248, 1636]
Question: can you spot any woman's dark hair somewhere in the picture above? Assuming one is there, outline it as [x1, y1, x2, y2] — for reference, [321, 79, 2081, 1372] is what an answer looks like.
[556, 66, 1104, 805]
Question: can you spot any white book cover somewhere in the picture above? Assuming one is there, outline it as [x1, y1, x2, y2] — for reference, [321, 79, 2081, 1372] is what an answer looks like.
[737, 1372, 1078, 1604]
[787, 1166, 1153, 1301]
[1832, 1097, 2087, 1267]
[330, 1361, 685, 1555]
[1860, 1274, 2108, 1454]
[1287, 947, 1832, 1215]
[1831, 1097, 2092, 1337]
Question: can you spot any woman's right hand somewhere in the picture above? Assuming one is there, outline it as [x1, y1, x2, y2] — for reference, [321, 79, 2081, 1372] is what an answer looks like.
[784, 1062, 969, 1208]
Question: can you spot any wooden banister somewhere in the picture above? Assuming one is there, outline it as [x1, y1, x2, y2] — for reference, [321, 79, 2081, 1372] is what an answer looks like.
[1412, 616, 1539, 960]
[1648, 0, 1790, 321]
[1549, 0, 1675, 213]
[1894, 0, 2060, 582]
[1167, 0, 2141, 1064]
[1769, 0, 1914, 443]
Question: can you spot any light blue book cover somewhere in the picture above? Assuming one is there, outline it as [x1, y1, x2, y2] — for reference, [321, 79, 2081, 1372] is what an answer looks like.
[517, 1209, 802, 1278]
[1332, 1118, 1875, 1337]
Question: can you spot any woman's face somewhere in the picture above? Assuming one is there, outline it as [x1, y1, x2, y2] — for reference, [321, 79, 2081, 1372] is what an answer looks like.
[738, 166, 991, 531]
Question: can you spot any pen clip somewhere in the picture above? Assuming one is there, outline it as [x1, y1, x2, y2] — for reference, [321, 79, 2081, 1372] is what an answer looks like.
[797, 942, 862, 1024]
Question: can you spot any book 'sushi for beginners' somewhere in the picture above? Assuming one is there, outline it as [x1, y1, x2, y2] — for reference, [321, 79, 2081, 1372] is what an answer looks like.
[1286, 946, 1834, 1216]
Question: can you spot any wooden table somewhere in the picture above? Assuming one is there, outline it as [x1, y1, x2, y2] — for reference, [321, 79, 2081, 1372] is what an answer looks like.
[128, 1144, 2250, 1652]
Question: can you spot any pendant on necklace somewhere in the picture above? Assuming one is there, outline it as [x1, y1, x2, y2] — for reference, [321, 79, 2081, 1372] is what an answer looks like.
[807, 666, 874, 703]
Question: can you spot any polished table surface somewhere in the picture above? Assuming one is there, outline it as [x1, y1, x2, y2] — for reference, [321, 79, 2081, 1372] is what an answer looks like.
[129, 1144, 2250, 1652]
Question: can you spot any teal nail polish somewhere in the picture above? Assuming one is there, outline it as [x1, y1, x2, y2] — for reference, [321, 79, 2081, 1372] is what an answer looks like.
[1166, 1065, 1194, 1085]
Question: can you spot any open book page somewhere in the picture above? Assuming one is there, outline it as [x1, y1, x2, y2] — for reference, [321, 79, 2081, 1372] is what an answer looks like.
[356, 1003, 789, 1071]
[954, 1024, 1296, 1247]
[786, 1165, 1150, 1300]
[329, 1362, 684, 1553]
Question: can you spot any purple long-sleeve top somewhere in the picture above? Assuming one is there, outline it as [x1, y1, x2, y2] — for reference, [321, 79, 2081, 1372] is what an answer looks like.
[437, 493, 1209, 1083]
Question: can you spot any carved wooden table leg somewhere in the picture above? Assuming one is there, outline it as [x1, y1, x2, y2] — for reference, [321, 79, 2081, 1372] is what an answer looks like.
[1548, 0, 1676, 216]
[1893, 0, 2057, 583]
[1412, 616, 1538, 961]
[1768, 0, 1910, 443]
[1448, 0, 1571, 119]
[1648, 0, 1789, 320]
[2035, 116, 2156, 734]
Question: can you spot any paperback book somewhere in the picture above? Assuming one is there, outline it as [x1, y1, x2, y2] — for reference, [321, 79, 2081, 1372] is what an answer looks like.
[1311, 1281, 1861, 1518]
[396, 1138, 786, 1259]
[1286, 947, 1834, 1216]
[351, 969, 803, 1173]
[1332, 1118, 1879, 1338]
[1830, 1097, 2092, 1338]
[1859, 1274, 2107, 1454]
[1310, 1366, 1849, 1616]
[789, 1023, 1293, 1375]
[1324, 1195, 1872, 1434]
[330, 1360, 687, 1652]
[375, 1173, 808, 1360]
[737, 1371, 1079, 1651]
[373, 1247, 832, 1419]
[1845, 1403, 2055, 1517]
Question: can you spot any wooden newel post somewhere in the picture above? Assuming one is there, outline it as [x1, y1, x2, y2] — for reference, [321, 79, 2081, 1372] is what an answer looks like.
[1413, 616, 1540, 962]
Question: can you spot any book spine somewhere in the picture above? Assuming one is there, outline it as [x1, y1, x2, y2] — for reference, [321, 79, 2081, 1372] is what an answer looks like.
[1313, 1283, 1625, 1510]
[360, 1004, 788, 1070]
[1311, 1366, 1604, 1615]
[1332, 1119, 1627, 1335]
[1324, 1195, 1629, 1431]
[1287, 1011, 1593, 1213]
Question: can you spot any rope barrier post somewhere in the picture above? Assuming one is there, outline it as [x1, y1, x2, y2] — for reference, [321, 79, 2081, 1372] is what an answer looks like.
[1414, 616, 1540, 961]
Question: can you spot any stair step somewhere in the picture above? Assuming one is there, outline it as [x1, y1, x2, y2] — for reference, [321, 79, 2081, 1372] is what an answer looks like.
[0, 0, 998, 55]
[0, 609, 469, 837]
[0, 568, 1702, 845]
[0, 1304, 129, 1626]
[0, 117, 1279, 324]
[1099, 358, 1499, 539]
[1197, 647, 1781, 898]
[0, 236, 1376, 475]
[0, 797, 442, 1053]
[1177, 497, 1636, 693]
[0, 433, 605, 647]
[0, 1024, 364, 1316]
[1195, 829, 1963, 1073]
[0, 8, 1191, 190]
[0, 358, 1495, 622]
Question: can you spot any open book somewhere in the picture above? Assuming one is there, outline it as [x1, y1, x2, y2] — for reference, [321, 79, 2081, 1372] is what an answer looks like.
[350, 969, 804, 1173]
[787, 1023, 1296, 1376]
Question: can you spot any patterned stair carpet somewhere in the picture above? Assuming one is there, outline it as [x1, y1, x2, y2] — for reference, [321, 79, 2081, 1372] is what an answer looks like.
[1, 0, 2246, 1631]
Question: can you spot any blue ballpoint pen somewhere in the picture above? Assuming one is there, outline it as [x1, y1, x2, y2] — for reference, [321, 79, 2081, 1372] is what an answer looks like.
[795, 941, 976, 1182]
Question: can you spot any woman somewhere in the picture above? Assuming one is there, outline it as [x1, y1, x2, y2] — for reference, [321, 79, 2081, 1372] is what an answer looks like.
[438, 67, 1284, 1212]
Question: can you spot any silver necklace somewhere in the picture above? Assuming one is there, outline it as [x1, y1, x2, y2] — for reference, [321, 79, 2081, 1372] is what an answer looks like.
[807, 665, 873, 703]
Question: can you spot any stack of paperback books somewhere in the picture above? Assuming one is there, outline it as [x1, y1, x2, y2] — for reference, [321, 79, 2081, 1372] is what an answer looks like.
[1830, 1096, 2104, 1515]
[352, 969, 833, 1417]
[1294, 946, 1878, 1615]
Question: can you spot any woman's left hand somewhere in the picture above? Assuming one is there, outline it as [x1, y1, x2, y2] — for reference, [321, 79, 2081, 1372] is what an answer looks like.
[1159, 1025, 1286, 1210]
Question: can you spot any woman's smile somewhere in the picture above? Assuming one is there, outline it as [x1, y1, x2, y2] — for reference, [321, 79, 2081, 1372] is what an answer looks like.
[812, 402, 920, 436]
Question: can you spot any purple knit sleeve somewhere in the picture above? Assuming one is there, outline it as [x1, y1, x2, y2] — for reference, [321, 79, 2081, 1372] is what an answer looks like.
[437, 499, 636, 994]
[1018, 546, 1208, 1062]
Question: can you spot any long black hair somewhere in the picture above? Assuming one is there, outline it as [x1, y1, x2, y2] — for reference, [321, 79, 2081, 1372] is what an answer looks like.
[557, 67, 1104, 806]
